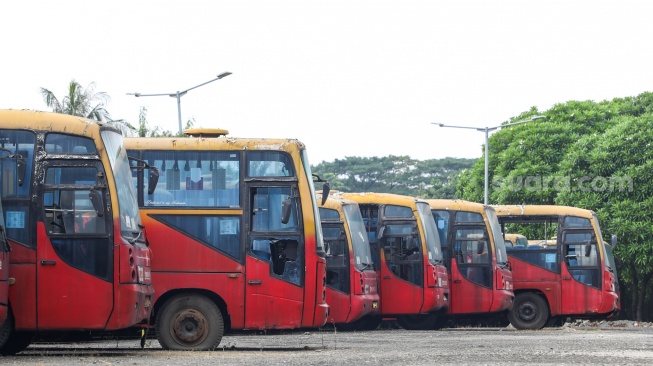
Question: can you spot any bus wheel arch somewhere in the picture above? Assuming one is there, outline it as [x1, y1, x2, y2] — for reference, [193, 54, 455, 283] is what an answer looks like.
[154, 292, 226, 350]
[0, 305, 34, 355]
[508, 292, 550, 330]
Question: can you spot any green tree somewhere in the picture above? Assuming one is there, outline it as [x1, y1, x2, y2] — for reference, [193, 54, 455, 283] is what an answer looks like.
[312, 155, 474, 197]
[40, 80, 111, 121]
[556, 114, 653, 321]
[458, 91, 653, 321]
[136, 107, 175, 137]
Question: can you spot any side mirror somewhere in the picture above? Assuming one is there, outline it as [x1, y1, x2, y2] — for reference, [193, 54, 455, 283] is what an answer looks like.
[321, 183, 330, 205]
[377, 225, 386, 240]
[611, 234, 617, 247]
[477, 240, 486, 254]
[281, 197, 292, 225]
[16, 157, 26, 186]
[148, 168, 160, 195]
[584, 244, 592, 257]
[89, 189, 104, 217]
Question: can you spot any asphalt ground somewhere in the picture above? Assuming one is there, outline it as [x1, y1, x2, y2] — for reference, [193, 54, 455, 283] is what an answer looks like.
[2, 325, 653, 366]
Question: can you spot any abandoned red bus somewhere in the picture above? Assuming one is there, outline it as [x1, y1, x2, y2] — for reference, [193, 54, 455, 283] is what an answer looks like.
[337, 192, 449, 330]
[494, 205, 620, 329]
[0, 110, 154, 355]
[427, 199, 513, 326]
[317, 193, 379, 326]
[125, 128, 329, 350]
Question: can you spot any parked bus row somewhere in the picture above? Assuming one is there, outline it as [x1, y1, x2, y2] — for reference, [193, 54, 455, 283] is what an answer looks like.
[0, 110, 621, 355]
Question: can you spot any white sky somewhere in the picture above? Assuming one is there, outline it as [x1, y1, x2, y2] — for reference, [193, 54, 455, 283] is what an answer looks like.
[2, 1, 652, 164]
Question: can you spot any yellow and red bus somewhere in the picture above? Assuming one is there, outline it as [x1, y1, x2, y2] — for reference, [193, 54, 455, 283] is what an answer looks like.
[494, 205, 620, 329]
[427, 199, 513, 326]
[125, 128, 329, 350]
[0, 110, 154, 355]
[317, 192, 379, 326]
[337, 192, 449, 330]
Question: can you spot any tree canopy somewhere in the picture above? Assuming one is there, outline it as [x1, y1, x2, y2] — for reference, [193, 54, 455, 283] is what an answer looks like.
[457, 92, 653, 321]
[312, 155, 475, 198]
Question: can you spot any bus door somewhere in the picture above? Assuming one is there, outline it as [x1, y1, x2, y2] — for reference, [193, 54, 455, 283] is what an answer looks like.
[245, 184, 305, 329]
[377, 219, 424, 315]
[37, 162, 113, 329]
[0, 219, 8, 326]
[450, 224, 492, 313]
[560, 221, 601, 315]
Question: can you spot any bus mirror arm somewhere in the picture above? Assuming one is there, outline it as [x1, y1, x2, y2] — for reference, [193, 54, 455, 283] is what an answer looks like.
[128, 156, 159, 194]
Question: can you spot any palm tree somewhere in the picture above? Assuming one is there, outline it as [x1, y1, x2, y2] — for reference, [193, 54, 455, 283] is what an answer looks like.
[40, 80, 111, 122]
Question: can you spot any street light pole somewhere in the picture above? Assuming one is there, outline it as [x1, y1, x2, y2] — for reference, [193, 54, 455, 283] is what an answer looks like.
[127, 72, 232, 134]
[433, 115, 546, 205]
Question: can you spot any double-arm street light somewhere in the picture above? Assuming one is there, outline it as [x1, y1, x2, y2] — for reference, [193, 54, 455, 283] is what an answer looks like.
[433, 115, 546, 205]
[127, 72, 232, 134]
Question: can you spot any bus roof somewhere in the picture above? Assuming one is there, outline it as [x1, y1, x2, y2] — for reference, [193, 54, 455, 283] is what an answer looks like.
[125, 137, 305, 151]
[492, 204, 595, 218]
[0, 109, 118, 135]
[125, 135, 306, 152]
[336, 192, 426, 207]
[317, 192, 358, 208]
[426, 199, 490, 213]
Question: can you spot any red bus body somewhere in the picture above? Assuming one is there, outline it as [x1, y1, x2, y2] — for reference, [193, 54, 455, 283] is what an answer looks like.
[318, 194, 379, 325]
[0, 237, 7, 329]
[428, 200, 513, 325]
[338, 192, 449, 330]
[494, 205, 620, 329]
[0, 110, 153, 355]
[125, 130, 328, 350]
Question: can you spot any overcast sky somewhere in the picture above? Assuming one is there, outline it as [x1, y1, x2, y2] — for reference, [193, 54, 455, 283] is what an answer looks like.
[2, 1, 652, 164]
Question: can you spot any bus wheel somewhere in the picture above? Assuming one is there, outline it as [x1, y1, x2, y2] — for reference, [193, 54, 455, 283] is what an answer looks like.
[397, 313, 440, 330]
[0, 310, 34, 355]
[156, 294, 224, 351]
[508, 293, 549, 330]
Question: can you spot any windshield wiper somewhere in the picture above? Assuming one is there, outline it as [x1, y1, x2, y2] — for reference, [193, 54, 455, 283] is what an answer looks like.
[360, 262, 374, 271]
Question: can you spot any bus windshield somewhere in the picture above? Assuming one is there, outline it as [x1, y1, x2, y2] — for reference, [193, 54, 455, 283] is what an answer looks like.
[416, 202, 443, 264]
[486, 208, 508, 266]
[342, 203, 373, 270]
[101, 130, 143, 241]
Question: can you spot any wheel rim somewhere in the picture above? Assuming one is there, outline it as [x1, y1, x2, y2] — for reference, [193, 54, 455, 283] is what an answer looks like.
[517, 302, 537, 322]
[171, 309, 208, 346]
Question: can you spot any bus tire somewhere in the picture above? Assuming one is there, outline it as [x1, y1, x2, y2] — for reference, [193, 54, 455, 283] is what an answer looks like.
[155, 294, 224, 351]
[508, 293, 549, 330]
[0, 310, 34, 356]
[397, 313, 440, 330]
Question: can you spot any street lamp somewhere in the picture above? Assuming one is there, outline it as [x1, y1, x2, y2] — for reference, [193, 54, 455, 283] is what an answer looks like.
[127, 72, 232, 134]
[433, 115, 546, 205]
